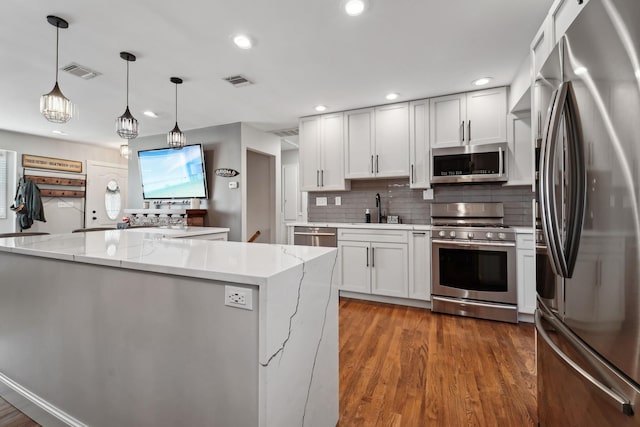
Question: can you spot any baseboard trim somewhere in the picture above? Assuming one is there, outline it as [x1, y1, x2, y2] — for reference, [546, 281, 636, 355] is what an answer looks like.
[339, 291, 431, 309]
[0, 371, 88, 427]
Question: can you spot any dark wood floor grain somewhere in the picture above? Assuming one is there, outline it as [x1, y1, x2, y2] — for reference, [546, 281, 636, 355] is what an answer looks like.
[1, 298, 536, 427]
[0, 397, 39, 427]
[338, 298, 537, 427]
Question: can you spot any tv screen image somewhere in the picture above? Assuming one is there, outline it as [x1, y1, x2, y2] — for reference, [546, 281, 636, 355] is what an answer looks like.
[138, 144, 208, 199]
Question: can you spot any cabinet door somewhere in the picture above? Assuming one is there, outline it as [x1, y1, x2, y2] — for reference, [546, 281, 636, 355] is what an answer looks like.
[339, 241, 371, 293]
[550, 0, 589, 45]
[506, 112, 533, 186]
[466, 87, 507, 145]
[517, 249, 536, 315]
[531, 16, 552, 79]
[408, 231, 430, 300]
[344, 108, 375, 179]
[374, 103, 409, 178]
[409, 100, 430, 189]
[370, 242, 408, 298]
[299, 116, 322, 191]
[430, 93, 466, 149]
[320, 112, 347, 190]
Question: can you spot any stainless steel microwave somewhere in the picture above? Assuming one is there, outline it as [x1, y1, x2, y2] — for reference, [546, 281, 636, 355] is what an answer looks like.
[431, 142, 508, 184]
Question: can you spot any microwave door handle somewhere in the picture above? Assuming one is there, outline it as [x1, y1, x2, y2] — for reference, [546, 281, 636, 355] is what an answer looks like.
[498, 146, 504, 177]
[460, 121, 464, 143]
[541, 86, 568, 277]
[562, 81, 587, 278]
[535, 310, 633, 415]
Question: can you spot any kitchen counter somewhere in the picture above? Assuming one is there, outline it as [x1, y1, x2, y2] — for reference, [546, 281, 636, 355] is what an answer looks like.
[0, 233, 338, 427]
[286, 221, 431, 231]
[124, 225, 230, 240]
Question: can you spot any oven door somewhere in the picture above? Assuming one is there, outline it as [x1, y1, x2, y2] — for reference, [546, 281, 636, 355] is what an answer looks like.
[431, 239, 517, 304]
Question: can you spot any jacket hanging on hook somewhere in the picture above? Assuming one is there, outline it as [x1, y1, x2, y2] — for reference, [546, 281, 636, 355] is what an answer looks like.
[10, 178, 46, 230]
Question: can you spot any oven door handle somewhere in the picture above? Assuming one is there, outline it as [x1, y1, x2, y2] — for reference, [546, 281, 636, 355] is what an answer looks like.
[431, 239, 515, 249]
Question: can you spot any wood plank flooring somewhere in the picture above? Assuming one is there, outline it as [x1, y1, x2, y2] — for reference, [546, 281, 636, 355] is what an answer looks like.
[0, 297, 536, 427]
[0, 397, 38, 427]
[338, 298, 537, 427]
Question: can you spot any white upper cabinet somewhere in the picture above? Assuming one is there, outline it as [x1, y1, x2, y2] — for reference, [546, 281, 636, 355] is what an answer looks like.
[344, 108, 375, 179]
[374, 103, 410, 178]
[409, 99, 430, 189]
[299, 113, 349, 192]
[505, 112, 533, 186]
[430, 87, 507, 149]
[429, 93, 466, 149]
[345, 103, 409, 179]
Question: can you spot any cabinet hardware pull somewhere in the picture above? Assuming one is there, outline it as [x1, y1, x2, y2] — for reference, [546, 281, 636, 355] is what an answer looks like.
[468, 120, 471, 142]
[321, 170, 324, 186]
[366, 247, 369, 267]
[411, 164, 414, 183]
[376, 155, 379, 173]
[371, 155, 374, 174]
[460, 121, 464, 143]
[371, 247, 375, 267]
[316, 170, 320, 187]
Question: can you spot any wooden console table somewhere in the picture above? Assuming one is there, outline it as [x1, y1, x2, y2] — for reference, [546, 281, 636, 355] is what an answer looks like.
[186, 209, 207, 226]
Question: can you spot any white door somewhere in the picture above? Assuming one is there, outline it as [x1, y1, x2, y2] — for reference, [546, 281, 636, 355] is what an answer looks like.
[319, 112, 346, 190]
[299, 116, 321, 191]
[86, 161, 128, 228]
[370, 242, 408, 298]
[344, 108, 375, 179]
[466, 87, 507, 146]
[409, 100, 430, 189]
[282, 164, 299, 222]
[430, 93, 466, 149]
[374, 102, 409, 178]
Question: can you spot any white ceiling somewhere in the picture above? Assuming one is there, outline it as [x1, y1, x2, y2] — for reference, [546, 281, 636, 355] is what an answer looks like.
[1, 0, 553, 150]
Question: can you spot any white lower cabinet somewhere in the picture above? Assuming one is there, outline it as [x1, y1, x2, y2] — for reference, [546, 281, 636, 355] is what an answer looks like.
[516, 232, 536, 315]
[408, 231, 431, 300]
[338, 229, 409, 298]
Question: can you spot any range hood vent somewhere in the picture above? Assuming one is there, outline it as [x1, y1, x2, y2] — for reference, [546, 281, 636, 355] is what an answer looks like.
[223, 75, 253, 87]
[61, 62, 101, 80]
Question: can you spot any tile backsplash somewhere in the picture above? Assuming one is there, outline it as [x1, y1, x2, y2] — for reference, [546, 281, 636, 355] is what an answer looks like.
[307, 179, 534, 226]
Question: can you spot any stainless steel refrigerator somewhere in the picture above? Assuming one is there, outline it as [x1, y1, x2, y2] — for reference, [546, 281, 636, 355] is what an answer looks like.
[535, 0, 640, 425]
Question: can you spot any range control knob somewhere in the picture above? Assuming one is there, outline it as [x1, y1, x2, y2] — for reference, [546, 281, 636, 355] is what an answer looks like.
[498, 232, 506, 240]
[486, 232, 494, 239]
[438, 231, 446, 238]
[467, 232, 474, 239]
[449, 231, 456, 238]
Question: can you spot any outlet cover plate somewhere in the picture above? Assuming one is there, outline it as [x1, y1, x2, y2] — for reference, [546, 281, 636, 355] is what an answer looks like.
[225, 285, 253, 310]
[316, 197, 327, 206]
[335, 196, 341, 206]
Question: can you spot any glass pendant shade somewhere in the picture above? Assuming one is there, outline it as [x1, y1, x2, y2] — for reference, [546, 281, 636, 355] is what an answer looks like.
[167, 77, 185, 148]
[116, 106, 138, 139]
[167, 122, 186, 148]
[120, 143, 131, 159]
[116, 52, 138, 139]
[41, 16, 72, 124]
[40, 82, 73, 123]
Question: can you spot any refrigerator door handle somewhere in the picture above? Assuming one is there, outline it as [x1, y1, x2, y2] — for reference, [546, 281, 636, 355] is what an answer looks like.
[535, 310, 633, 416]
[562, 80, 587, 278]
[540, 86, 567, 277]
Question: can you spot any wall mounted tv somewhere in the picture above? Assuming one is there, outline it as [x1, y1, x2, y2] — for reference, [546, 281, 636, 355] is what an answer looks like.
[138, 144, 208, 199]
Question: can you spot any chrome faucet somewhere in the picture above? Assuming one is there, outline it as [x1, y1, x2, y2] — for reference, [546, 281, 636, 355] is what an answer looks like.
[375, 193, 382, 223]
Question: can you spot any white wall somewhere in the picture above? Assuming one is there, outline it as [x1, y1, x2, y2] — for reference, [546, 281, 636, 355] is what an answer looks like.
[0, 130, 125, 234]
[241, 124, 281, 243]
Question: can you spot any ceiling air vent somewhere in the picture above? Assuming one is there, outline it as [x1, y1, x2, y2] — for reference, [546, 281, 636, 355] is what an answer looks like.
[270, 128, 299, 137]
[223, 75, 253, 87]
[61, 62, 101, 80]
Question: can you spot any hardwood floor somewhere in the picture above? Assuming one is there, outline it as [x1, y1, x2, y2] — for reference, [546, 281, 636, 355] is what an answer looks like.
[0, 397, 38, 427]
[0, 298, 536, 427]
[338, 298, 537, 427]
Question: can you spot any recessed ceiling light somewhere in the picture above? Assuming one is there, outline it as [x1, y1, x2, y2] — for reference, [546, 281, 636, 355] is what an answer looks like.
[143, 110, 159, 118]
[315, 105, 328, 112]
[52, 130, 67, 135]
[574, 67, 587, 75]
[233, 34, 253, 49]
[345, 0, 366, 16]
[385, 92, 399, 101]
[472, 77, 492, 86]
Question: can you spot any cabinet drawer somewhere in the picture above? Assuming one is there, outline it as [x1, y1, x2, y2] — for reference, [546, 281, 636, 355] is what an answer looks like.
[338, 228, 408, 244]
[516, 233, 534, 250]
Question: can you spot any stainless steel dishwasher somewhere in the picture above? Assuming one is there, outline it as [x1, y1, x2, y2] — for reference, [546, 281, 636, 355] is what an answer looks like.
[293, 226, 338, 247]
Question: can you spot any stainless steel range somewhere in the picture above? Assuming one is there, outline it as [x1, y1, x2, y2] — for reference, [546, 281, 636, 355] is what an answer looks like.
[431, 202, 517, 323]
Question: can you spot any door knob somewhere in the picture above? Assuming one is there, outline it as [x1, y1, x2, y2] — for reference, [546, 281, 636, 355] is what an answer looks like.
[92, 217, 97, 220]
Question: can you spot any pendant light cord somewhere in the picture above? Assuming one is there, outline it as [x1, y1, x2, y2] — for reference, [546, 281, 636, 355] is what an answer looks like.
[55, 26, 59, 82]
[175, 82, 178, 124]
[126, 60, 129, 107]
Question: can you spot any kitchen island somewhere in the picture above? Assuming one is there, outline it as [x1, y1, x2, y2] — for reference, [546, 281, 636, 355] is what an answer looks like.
[0, 232, 338, 427]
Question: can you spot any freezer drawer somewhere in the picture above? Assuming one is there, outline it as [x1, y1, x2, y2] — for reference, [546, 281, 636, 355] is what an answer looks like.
[536, 306, 640, 426]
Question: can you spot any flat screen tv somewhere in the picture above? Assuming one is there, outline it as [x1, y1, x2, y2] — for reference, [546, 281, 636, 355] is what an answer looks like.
[138, 144, 208, 199]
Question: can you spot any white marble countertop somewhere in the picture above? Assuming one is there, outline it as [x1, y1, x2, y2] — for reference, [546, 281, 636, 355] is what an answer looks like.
[0, 232, 335, 286]
[125, 226, 230, 238]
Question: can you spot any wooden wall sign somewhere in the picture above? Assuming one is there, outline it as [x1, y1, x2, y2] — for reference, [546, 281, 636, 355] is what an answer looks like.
[22, 154, 83, 173]
[215, 168, 239, 177]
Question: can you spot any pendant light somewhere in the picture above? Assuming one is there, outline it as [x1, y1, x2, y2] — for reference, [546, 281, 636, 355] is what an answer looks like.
[40, 15, 73, 124]
[116, 52, 138, 139]
[120, 144, 131, 159]
[167, 77, 186, 148]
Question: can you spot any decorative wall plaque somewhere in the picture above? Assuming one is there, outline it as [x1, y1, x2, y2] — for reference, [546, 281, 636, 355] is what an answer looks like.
[22, 154, 82, 173]
[215, 168, 239, 177]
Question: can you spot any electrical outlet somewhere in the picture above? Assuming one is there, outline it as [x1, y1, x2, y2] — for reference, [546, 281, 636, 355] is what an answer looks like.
[316, 197, 327, 206]
[335, 196, 341, 206]
[423, 189, 434, 200]
[225, 285, 253, 310]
